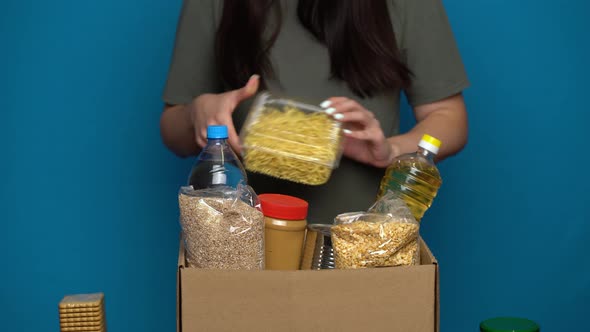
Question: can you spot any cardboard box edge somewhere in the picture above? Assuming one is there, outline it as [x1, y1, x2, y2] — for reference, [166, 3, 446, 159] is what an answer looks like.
[419, 237, 440, 332]
[436, 258, 440, 332]
[177, 237, 185, 332]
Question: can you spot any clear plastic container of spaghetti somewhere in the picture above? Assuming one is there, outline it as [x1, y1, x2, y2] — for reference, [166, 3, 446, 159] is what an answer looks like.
[240, 92, 344, 185]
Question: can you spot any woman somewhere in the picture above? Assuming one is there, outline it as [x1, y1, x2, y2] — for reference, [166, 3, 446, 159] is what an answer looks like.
[160, 0, 469, 223]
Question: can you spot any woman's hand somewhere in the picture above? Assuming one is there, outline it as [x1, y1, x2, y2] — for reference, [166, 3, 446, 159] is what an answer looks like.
[321, 97, 396, 168]
[189, 75, 259, 153]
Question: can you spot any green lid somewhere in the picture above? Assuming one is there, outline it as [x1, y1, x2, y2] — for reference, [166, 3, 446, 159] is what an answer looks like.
[480, 317, 540, 332]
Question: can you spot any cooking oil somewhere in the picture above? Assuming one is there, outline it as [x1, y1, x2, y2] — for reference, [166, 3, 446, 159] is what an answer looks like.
[377, 134, 442, 221]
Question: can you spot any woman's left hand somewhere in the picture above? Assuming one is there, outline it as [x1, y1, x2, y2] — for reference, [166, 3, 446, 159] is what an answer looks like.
[321, 97, 395, 168]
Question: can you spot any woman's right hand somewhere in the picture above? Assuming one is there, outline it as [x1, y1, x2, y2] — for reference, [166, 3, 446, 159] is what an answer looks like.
[188, 75, 259, 153]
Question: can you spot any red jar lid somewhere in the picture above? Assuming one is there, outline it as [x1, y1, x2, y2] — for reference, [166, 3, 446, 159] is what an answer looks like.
[258, 194, 308, 220]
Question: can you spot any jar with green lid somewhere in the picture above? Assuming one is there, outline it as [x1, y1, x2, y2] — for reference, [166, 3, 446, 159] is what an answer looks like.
[480, 317, 540, 332]
[259, 193, 308, 270]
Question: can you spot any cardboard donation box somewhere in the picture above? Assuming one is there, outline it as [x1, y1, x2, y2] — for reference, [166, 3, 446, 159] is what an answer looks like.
[177, 238, 439, 332]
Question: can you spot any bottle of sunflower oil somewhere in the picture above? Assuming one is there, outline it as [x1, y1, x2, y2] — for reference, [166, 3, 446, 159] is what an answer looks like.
[377, 134, 442, 222]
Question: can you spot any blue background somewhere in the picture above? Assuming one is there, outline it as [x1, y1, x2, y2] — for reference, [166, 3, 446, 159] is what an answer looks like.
[1, 0, 588, 331]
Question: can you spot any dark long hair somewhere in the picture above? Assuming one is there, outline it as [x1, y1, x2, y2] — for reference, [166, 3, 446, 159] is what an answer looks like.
[215, 0, 411, 97]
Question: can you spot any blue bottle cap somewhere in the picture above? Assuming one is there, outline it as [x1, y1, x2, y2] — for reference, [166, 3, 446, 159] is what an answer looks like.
[207, 125, 228, 139]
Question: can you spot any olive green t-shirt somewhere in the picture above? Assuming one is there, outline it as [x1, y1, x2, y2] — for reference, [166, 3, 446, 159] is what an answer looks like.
[163, 0, 469, 223]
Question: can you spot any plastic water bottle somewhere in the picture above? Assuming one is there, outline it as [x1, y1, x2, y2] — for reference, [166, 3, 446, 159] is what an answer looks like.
[188, 125, 247, 189]
[377, 134, 443, 221]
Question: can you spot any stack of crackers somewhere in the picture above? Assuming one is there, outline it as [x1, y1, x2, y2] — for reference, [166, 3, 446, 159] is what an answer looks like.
[58, 293, 107, 332]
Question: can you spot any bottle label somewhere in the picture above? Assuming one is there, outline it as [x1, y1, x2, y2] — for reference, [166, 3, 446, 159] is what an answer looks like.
[211, 165, 227, 185]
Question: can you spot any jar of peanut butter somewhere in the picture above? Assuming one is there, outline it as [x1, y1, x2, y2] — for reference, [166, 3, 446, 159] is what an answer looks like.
[259, 194, 308, 270]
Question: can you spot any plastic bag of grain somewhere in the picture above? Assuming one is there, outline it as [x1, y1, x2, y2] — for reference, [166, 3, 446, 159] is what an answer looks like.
[332, 191, 420, 269]
[178, 184, 265, 270]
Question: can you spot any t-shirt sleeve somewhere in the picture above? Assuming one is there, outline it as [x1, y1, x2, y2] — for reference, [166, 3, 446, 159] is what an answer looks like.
[162, 0, 221, 105]
[399, 0, 470, 106]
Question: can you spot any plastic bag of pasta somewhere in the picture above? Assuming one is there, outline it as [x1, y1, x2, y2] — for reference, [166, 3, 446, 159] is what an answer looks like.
[331, 191, 420, 269]
[240, 92, 343, 185]
[178, 183, 265, 270]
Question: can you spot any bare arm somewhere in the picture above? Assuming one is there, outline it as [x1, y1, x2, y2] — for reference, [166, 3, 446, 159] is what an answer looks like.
[388, 93, 468, 162]
[160, 104, 199, 158]
[159, 75, 260, 158]
[322, 92, 467, 168]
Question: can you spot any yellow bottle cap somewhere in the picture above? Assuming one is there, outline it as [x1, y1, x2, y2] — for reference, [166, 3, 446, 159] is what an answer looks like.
[419, 134, 442, 154]
[422, 134, 441, 148]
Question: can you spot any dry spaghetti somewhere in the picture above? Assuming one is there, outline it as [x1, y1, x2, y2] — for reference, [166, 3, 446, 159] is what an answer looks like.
[242, 105, 342, 185]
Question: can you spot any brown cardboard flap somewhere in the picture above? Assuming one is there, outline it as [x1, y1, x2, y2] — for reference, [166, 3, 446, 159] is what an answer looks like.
[178, 237, 439, 332]
[418, 237, 440, 332]
[419, 236, 437, 265]
[178, 239, 186, 269]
